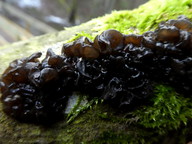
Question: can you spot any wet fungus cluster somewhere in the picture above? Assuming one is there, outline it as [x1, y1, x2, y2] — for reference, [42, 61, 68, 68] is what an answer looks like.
[0, 16, 192, 123]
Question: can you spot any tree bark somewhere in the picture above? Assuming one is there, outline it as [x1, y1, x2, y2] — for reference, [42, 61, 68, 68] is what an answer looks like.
[0, 0, 192, 143]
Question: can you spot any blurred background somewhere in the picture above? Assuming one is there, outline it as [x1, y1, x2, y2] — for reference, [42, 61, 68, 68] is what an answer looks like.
[0, 0, 148, 46]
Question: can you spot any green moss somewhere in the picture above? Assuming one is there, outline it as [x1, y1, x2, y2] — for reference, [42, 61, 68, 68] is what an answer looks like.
[60, 84, 192, 143]
[96, 0, 192, 34]
[66, 31, 95, 43]
[132, 85, 192, 133]
[65, 0, 192, 42]
[67, 96, 100, 123]
[66, 0, 192, 47]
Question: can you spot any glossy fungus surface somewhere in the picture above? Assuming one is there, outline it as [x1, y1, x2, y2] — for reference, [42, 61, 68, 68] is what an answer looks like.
[0, 16, 192, 123]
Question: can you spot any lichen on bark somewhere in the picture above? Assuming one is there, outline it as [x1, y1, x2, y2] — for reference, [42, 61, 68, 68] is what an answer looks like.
[0, 0, 192, 143]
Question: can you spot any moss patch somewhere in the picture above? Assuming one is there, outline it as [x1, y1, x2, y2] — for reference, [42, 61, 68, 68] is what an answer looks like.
[72, 0, 192, 40]
[95, 0, 192, 34]
[133, 85, 192, 133]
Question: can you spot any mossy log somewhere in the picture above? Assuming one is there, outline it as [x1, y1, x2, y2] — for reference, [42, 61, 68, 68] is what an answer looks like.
[0, 0, 192, 143]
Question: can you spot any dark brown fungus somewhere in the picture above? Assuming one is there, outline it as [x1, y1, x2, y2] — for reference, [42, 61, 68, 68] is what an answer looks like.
[1, 16, 192, 123]
[1, 52, 41, 88]
[142, 31, 156, 48]
[62, 37, 90, 57]
[81, 46, 99, 59]
[124, 34, 143, 46]
[62, 37, 99, 59]
[94, 29, 124, 53]
[155, 26, 180, 43]
[166, 15, 192, 32]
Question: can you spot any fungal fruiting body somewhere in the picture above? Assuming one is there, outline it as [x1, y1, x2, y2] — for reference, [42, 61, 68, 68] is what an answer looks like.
[0, 16, 192, 123]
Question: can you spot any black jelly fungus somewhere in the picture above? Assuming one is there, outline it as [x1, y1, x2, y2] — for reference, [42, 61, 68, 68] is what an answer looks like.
[0, 16, 192, 123]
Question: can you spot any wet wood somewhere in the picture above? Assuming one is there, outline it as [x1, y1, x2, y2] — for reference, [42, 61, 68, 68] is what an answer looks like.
[0, 35, 9, 46]
[0, 14, 33, 45]
[0, 1, 57, 34]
